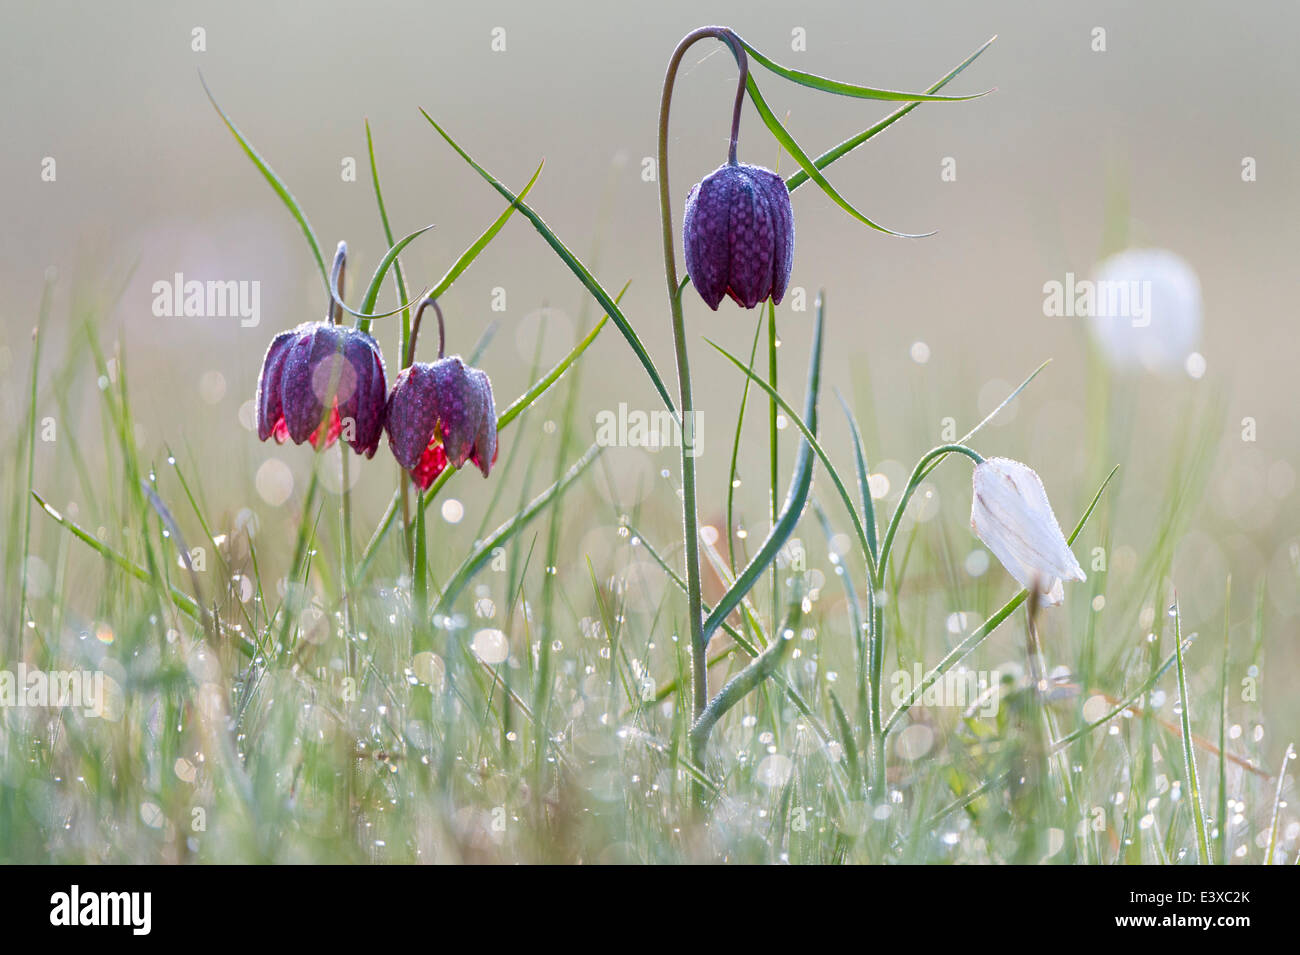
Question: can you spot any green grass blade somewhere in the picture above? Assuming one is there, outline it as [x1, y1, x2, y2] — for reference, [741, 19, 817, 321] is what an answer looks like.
[364, 119, 413, 355]
[726, 316, 764, 572]
[433, 443, 602, 616]
[352, 292, 617, 588]
[739, 37, 992, 102]
[1217, 576, 1231, 865]
[16, 280, 50, 647]
[786, 36, 997, 193]
[836, 389, 879, 564]
[700, 296, 824, 645]
[498, 283, 626, 429]
[427, 159, 546, 307]
[746, 74, 932, 238]
[917, 359, 1051, 483]
[349, 223, 437, 331]
[884, 465, 1118, 731]
[467, 321, 500, 366]
[201, 73, 328, 290]
[706, 327, 877, 581]
[1265, 744, 1296, 864]
[419, 109, 677, 415]
[31, 491, 220, 643]
[1173, 597, 1211, 864]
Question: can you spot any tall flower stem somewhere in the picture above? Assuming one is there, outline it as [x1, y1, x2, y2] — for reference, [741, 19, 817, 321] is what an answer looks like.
[656, 26, 748, 785]
[405, 298, 442, 656]
[868, 442, 984, 798]
[400, 298, 444, 568]
[328, 242, 359, 684]
[329, 240, 359, 830]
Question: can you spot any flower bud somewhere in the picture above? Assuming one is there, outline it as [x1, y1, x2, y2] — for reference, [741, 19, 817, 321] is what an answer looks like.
[384, 357, 498, 489]
[683, 162, 794, 310]
[969, 457, 1085, 605]
[256, 322, 387, 457]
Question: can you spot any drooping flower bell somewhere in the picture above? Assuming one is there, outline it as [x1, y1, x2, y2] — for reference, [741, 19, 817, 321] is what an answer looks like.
[255, 242, 389, 457]
[385, 356, 498, 490]
[683, 162, 794, 310]
[382, 300, 497, 490]
[255, 321, 388, 457]
[969, 457, 1086, 606]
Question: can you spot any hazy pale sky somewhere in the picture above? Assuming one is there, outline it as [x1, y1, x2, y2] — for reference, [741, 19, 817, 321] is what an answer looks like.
[3, 1, 1297, 629]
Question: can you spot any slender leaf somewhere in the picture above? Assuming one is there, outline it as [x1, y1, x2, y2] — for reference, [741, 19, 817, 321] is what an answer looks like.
[701, 296, 824, 645]
[706, 329, 876, 581]
[1173, 598, 1211, 864]
[201, 73, 328, 289]
[433, 443, 603, 616]
[740, 37, 991, 102]
[345, 223, 436, 329]
[420, 109, 677, 415]
[884, 465, 1118, 730]
[836, 389, 878, 564]
[746, 75, 932, 238]
[787, 36, 996, 193]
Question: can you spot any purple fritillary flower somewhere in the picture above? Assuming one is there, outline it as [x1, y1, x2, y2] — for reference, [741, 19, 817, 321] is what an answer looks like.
[384, 356, 498, 490]
[683, 162, 794, 310]
[255, 322, 387, 457]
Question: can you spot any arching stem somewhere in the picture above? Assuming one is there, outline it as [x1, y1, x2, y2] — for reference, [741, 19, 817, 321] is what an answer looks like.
[868, 442, 984, 798]
[330, 239, 358, 829]
[408, 297, 446, 366]
[329, 241, 347, 326]
[657, 26, 748, 801]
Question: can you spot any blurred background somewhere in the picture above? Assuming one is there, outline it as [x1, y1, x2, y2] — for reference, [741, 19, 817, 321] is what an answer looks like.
[2, 1, 1296, 690]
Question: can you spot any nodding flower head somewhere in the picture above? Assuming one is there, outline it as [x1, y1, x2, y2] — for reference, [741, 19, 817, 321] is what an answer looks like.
[256, 322, 388, 457]
[384, 357, 498, 490]
[683, 162, 794, 310]
[969, 457, 1086, 606]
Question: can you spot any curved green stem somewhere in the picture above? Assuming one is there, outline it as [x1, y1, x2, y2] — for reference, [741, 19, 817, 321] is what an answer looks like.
[875, 443, 983, 588]
[868, 441, 982, 799]
[656, 26, 749, 774]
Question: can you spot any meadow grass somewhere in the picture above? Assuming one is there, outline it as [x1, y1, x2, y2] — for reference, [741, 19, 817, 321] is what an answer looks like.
[0, 30, 1294, 865]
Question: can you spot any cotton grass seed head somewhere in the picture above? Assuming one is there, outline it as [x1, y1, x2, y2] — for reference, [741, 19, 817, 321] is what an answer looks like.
[1088, 248, 1201, 374]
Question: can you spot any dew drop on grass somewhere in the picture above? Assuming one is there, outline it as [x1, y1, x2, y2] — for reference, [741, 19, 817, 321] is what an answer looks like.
[756, 754, 792, 788]
[471, 629, 509, 665]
